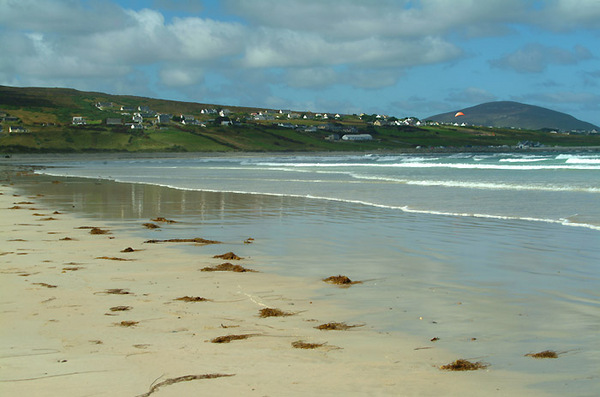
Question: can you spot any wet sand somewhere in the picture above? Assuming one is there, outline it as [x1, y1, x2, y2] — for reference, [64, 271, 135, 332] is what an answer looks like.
[0, 171, 556, 396]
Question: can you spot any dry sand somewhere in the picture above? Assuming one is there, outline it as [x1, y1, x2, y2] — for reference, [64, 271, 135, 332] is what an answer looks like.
[0, 180, 551, 396]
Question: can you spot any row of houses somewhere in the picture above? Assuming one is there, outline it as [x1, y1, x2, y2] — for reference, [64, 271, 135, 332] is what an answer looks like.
[1, 110, 26, 133]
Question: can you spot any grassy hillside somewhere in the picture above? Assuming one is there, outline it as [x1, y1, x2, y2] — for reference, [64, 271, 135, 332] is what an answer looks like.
[428, 101, 599, 132]
[2, 86, 600, 153]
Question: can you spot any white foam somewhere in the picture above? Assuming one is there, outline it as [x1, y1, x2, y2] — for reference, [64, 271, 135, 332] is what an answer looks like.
[254, 161, 599, 170]
[35, 169, 600, 232]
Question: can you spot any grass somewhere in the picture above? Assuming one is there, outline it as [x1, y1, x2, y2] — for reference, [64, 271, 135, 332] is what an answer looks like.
[2, 85, 600, 153]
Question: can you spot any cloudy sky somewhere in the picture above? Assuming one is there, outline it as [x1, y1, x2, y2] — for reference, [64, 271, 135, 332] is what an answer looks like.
[1, 0, 599, 125]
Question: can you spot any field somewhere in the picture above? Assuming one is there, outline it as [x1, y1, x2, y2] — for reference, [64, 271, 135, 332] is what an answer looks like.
[2, 85, 599, 153]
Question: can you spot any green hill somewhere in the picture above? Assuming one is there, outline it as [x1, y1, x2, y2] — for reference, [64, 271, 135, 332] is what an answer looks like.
[427, 101, 599, 132]
[1, 86, 600, 153]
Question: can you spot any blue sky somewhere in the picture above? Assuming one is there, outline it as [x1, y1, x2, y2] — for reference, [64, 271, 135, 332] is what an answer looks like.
[1, 0, 599, 126]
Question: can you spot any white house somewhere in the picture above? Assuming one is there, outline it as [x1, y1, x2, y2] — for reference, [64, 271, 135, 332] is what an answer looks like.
[9, 126, 28, 133]
[342, 134, 373, 141]
[72, 116, 86, 125]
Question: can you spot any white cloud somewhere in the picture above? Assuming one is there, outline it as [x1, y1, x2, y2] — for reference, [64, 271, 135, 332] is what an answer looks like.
[284, 68, 339, 88]
[536, 0, 600, 30]
[152, 0, 204, 14]
[225, 0, 528, 38]
[168, 17, 245, 61]
[0, 0, 130, 34]
[516, 91, 600, 105]
[446, 87, 498, 104]
[159, 66, 204, 87]
[241, 29, 461, 69]
[490, 43, 593, 73]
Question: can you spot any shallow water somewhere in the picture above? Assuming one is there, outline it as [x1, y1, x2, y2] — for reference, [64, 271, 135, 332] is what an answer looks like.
[8, 152, 600, 396]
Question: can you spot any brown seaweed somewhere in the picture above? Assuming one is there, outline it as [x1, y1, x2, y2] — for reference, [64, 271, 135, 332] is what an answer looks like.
[89, 227, 110, 235]
[151, 217, 177, 224]
[292, 341, 325, 349]
[110, 306, 132, 311]
[315, 322, 363, 331]
[101, 288, 132, 295]
[95, 256, 134, 261]
[143, 223, 160, 229]
[117, 321, 138, 327]
[258, 308, 294, 318]
[144, 238, 221, 244]
[137, 374, 235, 397]
[525, 350, 558, 359]
[201, 262, 255, 273]
[322, 275, 362, 286]
[440, 359, 489, 371]
[33, 282, 57, 288]
[175, 296, 210, 302]
[210, 334, 256, 343]
[62, 266, 82, 271]
[213, 252, 243, 260]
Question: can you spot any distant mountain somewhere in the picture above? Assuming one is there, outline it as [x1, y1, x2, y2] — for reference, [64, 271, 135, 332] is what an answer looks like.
[427, 101, 598, 132]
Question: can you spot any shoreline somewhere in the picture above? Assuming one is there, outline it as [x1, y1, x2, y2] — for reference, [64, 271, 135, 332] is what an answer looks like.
[0, 168, 563, 396]
[1, 145, 599, 165]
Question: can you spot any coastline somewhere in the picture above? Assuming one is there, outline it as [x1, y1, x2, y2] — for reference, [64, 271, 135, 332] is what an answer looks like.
[1, 144, 600, 165]
[0, 167, 568, 396]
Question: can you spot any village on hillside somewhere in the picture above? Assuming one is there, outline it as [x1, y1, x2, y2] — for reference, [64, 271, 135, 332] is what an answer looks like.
[2, 90, 599, 153]
[0, 98, 441, 143]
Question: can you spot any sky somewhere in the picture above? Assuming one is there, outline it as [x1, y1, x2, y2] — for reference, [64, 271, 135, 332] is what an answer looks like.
[1, 0, 599, 126]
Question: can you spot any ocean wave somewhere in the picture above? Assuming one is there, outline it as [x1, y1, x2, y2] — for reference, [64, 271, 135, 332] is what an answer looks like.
[565, 158, 600, 164]
[254, 161, 599, 170]
[498, 158, 551, 163]
[35, 170, 600, 232]
[350, 175, 600, 193]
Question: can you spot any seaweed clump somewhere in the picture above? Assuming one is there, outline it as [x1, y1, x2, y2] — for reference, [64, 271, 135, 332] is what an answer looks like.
[137, 374, 234, 397]
[89, 227, 110, 235]
[440, 359, 488, 371]
[259, 308, 294, 318]
[525, 350, 558, 359]
[101, 288, 132, 295]
[143, 223, 160, 229]
[213, 252, 243, 260]
[322, 275, 362, 286]
[201, 263, 255, 273]
[151, 217, 177, 224]
[117, 321, 139, 327]
[315, 322, 362, 331]
[33, 282, 57, 288]
[175, 296, 210, 302]
[210, 334, 256, 343]
[110, 306, 132, 311]
[144, 238, 221, 244]
[95, 256, 134, 261]
[292, 341, 325, 349]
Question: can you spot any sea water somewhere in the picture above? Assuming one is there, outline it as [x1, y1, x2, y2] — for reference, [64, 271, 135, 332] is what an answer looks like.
[23, 151, 600, 395]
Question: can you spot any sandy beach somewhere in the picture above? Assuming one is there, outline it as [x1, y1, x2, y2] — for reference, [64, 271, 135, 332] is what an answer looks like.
[0, 169, 562, 396]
